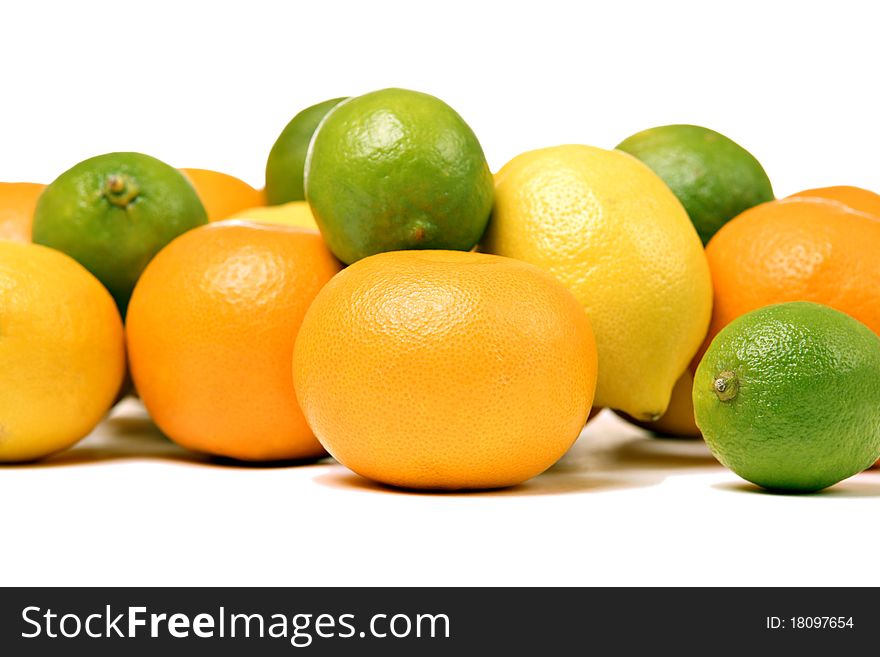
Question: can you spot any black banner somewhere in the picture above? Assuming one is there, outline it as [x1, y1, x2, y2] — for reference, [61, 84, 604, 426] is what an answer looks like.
[0, 587, 874, 654]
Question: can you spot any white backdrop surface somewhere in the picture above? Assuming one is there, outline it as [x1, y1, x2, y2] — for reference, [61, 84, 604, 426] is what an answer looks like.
[1, 0, 878, 586]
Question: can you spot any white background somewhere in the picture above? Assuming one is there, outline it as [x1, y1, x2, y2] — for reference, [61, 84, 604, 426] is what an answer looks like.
[1, 0, 879, 587]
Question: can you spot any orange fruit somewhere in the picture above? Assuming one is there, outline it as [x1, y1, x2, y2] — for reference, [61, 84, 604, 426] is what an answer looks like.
[789, 185, 880, 217]
[293, 250, 598, 490]
[704, 197, 880, 346]
[0, 182, 45, 242]
[179, 168, 264, 222]
[126, 221, 342, 461]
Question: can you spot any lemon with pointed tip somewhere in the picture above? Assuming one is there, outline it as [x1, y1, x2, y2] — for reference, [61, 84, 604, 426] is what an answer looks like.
[616, 370, 702, 438]
[482, 144, 712, 420]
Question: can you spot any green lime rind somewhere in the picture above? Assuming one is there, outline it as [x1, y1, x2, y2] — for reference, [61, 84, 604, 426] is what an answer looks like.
[617, 124, 774, 245]
[304, 88, 494, 265]
[693, 301, 880, 492]
[265, 97, 348, 205]
[32, 152, 207, 316]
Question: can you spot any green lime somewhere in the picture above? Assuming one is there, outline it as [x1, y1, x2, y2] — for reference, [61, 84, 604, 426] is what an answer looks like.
[616, 124, 774, 245]
[693, 301, 880, 492]
[305, 88, 494, 264]
[265, 97, 347, 205]
[32, 152, 207, 316]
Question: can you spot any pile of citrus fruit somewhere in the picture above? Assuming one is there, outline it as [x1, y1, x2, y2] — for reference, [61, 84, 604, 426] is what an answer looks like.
[1, 87, 878, 493]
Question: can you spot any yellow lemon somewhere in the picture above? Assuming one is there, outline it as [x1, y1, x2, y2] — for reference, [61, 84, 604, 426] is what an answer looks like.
[616, 370, 702, 437]
[482, 145, 712, 420]
[0, 241, 125, 461]
[228, 201, 318, 232]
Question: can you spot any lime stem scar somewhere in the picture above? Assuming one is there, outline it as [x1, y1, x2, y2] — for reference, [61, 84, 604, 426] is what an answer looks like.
[713, 370, 739, 402]
[104, 174, 140, 208]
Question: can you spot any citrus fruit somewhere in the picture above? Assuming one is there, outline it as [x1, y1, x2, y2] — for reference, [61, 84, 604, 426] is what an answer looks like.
[32, 152, 207, 316]
[180, 167, 264, 222]
[126, 221, 341, 461]
[305, 88, 494, 264]
[616, 370, 701, 437]
[788, 185, 880, 217]
[228, 201, 318, 232]
[293, 250, 597, 490]
[645, 195, 880, 440]
[0, 182, 44, 242]
[705, 197, 880, 343]
[617, 124, 774, 245]
[482, 144, 712, 420]
[694, 301, 880, 492]
[0, 241, 125, 462]
[265, 97, 347, 205]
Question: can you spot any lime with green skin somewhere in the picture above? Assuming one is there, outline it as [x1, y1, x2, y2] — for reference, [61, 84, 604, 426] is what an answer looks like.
[693, 301, 880, 492]
[617, 125, 774, 245]
[265, 97, 347, 205]
[305, 88, 494, 264]
[33, 152, 207, 316]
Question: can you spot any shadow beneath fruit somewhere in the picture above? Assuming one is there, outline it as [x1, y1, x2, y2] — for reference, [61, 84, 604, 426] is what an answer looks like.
[572, 410, 722, 475]
[7, 444, 330, 471]
[313, 466, 663, 497]
[210, 454, 331, 469]
[713, 481, 811, 496]
[601, 436, 720, 471]
[819, 475, 880, 498]
[1, 440, 211, 469]
[1, 411, 330, 471]
[0, 412, 202, 469]
[714, 472, 880, 498]
[103, 414, 172, 443]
